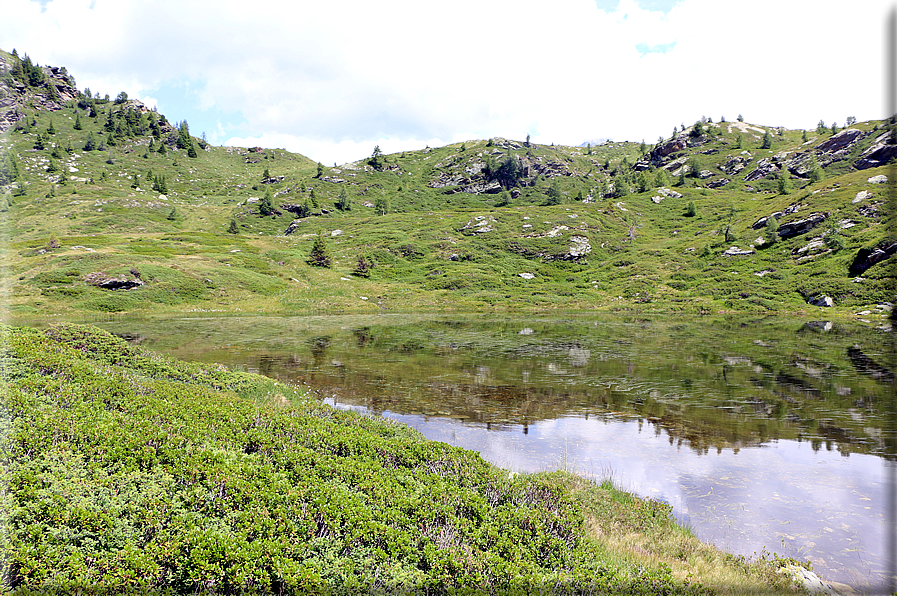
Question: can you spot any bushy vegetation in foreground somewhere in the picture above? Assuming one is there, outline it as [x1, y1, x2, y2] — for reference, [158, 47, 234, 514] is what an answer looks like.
[0, 324, 804, 594]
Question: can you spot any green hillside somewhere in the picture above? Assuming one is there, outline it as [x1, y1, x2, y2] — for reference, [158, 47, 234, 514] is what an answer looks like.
[1, 48, 894, 320]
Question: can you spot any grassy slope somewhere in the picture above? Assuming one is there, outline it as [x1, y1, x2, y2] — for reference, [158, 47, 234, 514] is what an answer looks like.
[0, 323, 806, 594]
[0, 49, 893, 319]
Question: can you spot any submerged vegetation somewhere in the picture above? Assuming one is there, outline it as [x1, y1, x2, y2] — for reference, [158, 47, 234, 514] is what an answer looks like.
[0, 324, 807, 594]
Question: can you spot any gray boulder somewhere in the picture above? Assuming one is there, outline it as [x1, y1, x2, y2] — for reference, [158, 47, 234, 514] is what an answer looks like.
[808, 295, 834, 307]
[777, 213, 827, 239]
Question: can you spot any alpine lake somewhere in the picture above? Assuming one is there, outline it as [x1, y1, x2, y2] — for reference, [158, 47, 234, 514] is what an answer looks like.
[28, 312, 896, 592]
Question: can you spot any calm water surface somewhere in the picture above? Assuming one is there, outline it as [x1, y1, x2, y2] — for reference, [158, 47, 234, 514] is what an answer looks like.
[58, 313, 895, 591]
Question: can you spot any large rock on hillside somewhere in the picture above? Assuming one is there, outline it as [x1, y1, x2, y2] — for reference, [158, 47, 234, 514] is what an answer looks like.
[777, 213, 827, 239]
[720, 153, 752, 175]
[635, 135, 688, 170]
[854, 133, 897, 170]
[848, 240, 897, 275]
[743, 158, 780, 181]
[815, 128, 864, 154]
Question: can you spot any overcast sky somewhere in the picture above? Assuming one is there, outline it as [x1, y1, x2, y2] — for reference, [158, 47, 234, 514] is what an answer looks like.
[2, 0, 894, 165]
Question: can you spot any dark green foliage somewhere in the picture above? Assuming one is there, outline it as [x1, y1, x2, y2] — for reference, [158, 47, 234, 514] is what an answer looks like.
[544, 178, 562, 205]
[152, 175, 168, 194]
[764, 216, 779, 245]
[374, 194, 389, 215]
[613, 175, 629, 198]
[831, 122, 839, 135]
[227, 218, 239, 234]
[369, 145, 384, 170]
[0, 150, 19, 184]
[353, 254, 374, 277]
[777, 167, 791, 195]
[822, 217, 844, 251]
[308, 232, 333, 267]
[73, 112, 82, 130]
[316, 162, 324, 178]
[760, 130, 771, 149]
[166, 207, 178, 221]
[82, 132, 96, 151]
[157, 141, 167, 155]
[335, 188, 351, 212]
[46, 118, 56, 134]
[684, 201, 697, 217]
[259, 188, 275, 216]
[485, 153, 525, 189]
[817, 120, 827, 134]
[33, 132, 45, 150]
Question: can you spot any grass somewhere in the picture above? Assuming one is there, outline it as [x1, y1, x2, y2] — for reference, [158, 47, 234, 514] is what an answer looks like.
[1, 71, 893, 320]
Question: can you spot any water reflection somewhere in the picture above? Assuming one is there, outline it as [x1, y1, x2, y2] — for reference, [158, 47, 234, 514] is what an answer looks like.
[53, 312, 894, 591]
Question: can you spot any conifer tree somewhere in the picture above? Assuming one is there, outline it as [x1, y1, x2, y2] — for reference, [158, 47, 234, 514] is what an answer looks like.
[316, 162, 324, 178]
[74, 113, 82, 130]
[761, 130, 771, 149]
[307, 232, 332, 268]
[227, 218, 239, 234]
[777, 166, 791, 195]
[259, 188, 275, 216]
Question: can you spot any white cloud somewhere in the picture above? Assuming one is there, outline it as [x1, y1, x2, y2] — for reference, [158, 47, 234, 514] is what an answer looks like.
[1, 0, 892, 164]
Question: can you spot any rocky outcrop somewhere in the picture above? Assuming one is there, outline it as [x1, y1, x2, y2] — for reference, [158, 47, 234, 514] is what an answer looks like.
[283, 219, 303, 235]
[853, 133, 897, 170]
[743, 158, 779, 181]
[815, 128, 864, 154]
[777, 213, 827, 239]
[807, 295, 834, 307]
[707, 177, 730, 188]
[635, 134, 688, 170]
[848, 240, 897, 275]
[0, 56, 80, 131]
[719, 153, 752, 175]
[723, 246, 754, 256]
[84, 272, 144, 290]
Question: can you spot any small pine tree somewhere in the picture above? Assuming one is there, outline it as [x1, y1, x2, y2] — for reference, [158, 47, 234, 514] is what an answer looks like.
[157, 142, 167, 155]
[777, 167, 791, 195]
[353, 254, 374, 277]
[73, 113, 82, 130]
[735, 134, 743, 149]
[830, 122, 839, 135]
[335, 188, 351, 211]
[374, 194, 389, 215]
[802, 130, 808, 143]
[33, 133, 45, 150]
[316, 162, 324, 178]
[684, 201, 697, 217]
[46, 119, 56, 135]
[822, 217, 844, 251]
[760, 130, 771, 149]
[262, 167, 270, 181]
[764, 215, 779, 245]
[737, 114, 744, 122]
[259, 188, 275, 216]
[307, 232, 332, 268]
[816, 120, 827, 134]
[227, 218, 239, 234]
[166, 207, 177, 221]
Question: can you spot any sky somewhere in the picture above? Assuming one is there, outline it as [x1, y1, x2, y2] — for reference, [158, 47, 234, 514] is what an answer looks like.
[1, 0, 894, 165]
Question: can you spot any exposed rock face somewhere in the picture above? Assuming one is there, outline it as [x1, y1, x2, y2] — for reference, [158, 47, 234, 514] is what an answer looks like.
[719, 154, 751, 175]
[743, 158, 780, 181]
[777, 213, 827, 239]
[854, 135, 897, 170]
[815, 128, 864, 154]
[707, 178, 730, 188]
[656, 187, 682, 198]
[697, 170, 713, 179]
[635, 135, 688, 170]
[84, 272, 144, 290]
[808, 295, 834, 307]
[867, 174, 888, 184]
[853, 190, 872, 203]
[283, 219, 302, 235]
[848, 240, 897, 275]
[723, 246, 754, 256]
[751, 212, 783, 230]
[0, 56, 80, 131]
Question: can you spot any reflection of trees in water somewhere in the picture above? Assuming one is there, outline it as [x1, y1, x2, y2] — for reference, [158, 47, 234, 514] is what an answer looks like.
[308, 336, 332, 366]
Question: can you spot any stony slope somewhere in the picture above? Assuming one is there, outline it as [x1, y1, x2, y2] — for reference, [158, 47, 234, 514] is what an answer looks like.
[1, 49, 894, 320]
